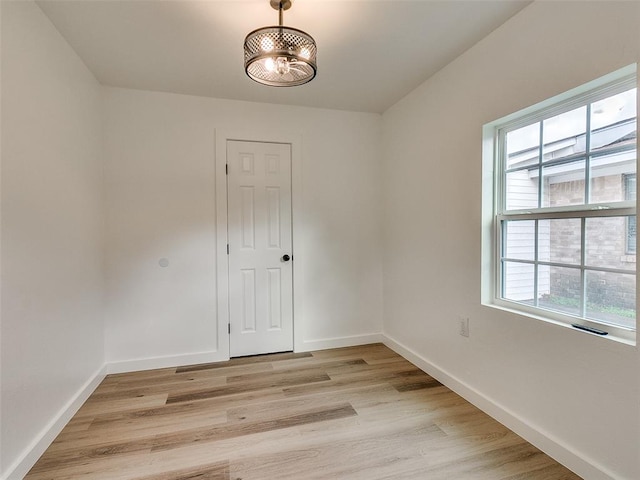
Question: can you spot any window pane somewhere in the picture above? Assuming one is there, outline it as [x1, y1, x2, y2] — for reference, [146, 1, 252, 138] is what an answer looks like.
[506, 122, 540, 169]
[590, 89, 637, 134]
[504, 220, 535, 260]
[585, 216, 635, 270]
[542, 160, 585, 207]
[506, 170, 538, 210]
[503, 261, 534, 303]
[543, 106, 587, 159]
[538, 218, 581, 264]
[585, 270, 635, 329]
[589, 153, 636, 204]
[538, 266, 581, 317]
[589, 89, 636, 205]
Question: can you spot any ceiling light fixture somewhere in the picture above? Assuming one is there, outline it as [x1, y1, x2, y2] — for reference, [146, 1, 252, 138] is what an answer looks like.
[244, 0, 317, 87]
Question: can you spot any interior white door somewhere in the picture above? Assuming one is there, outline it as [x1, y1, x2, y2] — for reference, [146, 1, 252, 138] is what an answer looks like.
[227, 140, 293, 357]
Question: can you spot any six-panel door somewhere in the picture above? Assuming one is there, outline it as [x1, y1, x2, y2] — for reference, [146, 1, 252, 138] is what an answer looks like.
[227, 140, 293, 357]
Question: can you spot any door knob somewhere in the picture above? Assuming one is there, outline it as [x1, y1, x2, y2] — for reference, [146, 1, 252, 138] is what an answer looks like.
[282, 254, 291, 262]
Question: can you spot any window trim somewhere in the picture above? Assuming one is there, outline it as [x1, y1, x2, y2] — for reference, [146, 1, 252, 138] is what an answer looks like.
[482, 64, 637, 344]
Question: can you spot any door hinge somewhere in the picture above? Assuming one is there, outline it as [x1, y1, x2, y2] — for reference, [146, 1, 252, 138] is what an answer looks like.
[228, 323, 231, 334]
[225, 164, 228, 175]
[227, 244, 229, 255]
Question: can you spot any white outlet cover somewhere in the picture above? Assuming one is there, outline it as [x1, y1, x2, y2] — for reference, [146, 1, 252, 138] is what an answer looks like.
[459, 317, 469, 337]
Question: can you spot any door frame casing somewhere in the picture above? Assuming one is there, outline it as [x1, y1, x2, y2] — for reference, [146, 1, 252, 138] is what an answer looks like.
[215, 129, 303, 360]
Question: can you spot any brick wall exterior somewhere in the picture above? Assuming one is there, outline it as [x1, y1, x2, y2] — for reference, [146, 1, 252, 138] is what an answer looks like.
[548, 175, 636, 311]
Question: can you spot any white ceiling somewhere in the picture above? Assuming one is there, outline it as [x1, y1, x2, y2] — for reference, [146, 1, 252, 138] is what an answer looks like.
[37, 0, 531, 113]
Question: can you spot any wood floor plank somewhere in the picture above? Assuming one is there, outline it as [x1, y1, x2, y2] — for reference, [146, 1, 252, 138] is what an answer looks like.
[281, 363, 423, 398]
[172, 361, 275, 379]
[166, 372, 331, 404]
[84, 388, 288, 429]
[73, 393, 169, 417]
[25, 344, 582, 480]
[226, 358, 367, 384]
[45, 409, 228, 453]
[99, 367, 178, 387]
[151, 403, 358, 452]
[129, 461, 230, 480]
[88, 376, 228, 402]
[501, 463, 586, 480]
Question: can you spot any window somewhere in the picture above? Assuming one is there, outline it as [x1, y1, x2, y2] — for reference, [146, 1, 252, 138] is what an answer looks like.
[483, 66, 637, 341]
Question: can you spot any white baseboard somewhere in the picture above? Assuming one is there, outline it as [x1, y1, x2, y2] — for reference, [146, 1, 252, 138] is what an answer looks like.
[297, 333, 384, 352]
[106, 350, 224, 374]
[106, 336, 388, 374]
[2, 365, 107, 480]
[382, 334, 622, 480]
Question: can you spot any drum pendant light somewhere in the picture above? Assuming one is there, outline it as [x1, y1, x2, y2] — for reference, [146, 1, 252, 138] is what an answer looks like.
[244, 0, 317, 87]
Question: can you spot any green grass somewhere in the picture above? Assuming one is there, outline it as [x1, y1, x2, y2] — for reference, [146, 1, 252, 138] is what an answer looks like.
[542, 294, 635, 319]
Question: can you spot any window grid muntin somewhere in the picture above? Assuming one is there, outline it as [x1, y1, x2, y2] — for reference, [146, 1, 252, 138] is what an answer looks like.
[496, 76, 637, 334]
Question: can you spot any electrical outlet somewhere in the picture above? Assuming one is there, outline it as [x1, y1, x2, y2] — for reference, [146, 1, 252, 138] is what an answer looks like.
[459, 317, 470, 337]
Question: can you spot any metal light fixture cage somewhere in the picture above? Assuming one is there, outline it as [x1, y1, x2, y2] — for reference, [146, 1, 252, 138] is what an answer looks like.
[244, 0, 317, 87]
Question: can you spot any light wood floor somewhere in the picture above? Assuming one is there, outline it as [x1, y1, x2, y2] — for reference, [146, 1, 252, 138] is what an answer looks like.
[25, 344, 582, 480]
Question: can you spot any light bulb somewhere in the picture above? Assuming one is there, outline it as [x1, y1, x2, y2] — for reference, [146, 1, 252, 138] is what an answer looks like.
[265, 57, 275, 72]
[299, 46, 311, 60]
[260, 37, 274, 52]
[275, 57, 290, 75]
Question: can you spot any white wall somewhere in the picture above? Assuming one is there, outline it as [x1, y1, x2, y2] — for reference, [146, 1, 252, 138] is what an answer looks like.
[0, 1, 105, 478]
[382, 2, 639, 480]
[103, 87, 384, 367]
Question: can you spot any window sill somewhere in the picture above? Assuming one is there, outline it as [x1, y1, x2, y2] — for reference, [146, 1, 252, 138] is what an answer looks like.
[481, 300, 636, 347]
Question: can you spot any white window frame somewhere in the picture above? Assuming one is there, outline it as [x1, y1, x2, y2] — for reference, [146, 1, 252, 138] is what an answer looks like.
[482, 65, 637, 344]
